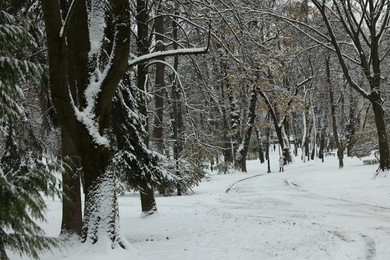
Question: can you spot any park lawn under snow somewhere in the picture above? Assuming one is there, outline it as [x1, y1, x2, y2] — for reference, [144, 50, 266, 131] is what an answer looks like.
[8, 150, 390, 260]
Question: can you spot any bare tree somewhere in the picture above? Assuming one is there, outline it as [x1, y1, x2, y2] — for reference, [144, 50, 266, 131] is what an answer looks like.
[311, 0, 390, 171]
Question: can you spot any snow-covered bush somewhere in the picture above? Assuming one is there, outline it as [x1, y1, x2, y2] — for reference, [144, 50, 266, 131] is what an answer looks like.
[214, 161, 234, 174]
[156, 158, 206, 196]
[0, 142, 61, 260]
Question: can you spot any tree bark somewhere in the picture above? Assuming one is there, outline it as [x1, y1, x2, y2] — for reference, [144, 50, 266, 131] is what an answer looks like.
[80, 137, 121, 246]
[319, 128, 326, 162]
[228, 92, 241, 168]
[326, 57, 344, 168]
[235, 86, 258, 172]
[136, 0, 158, 213]
[152, 3, 166, 154]
[346, 87, 357, 156]
[256, 128, 265, 164]
[220, 55, 233, 163]
[58, 0, 85, 236]
[370, 94, 390, 171]
[42, 0, 130, 246]
[60, 129, 82, 236]
[171, 10, 184, 195]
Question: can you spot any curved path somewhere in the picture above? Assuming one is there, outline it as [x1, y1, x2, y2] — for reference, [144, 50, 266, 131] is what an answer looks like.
[221, 170, 390, 260]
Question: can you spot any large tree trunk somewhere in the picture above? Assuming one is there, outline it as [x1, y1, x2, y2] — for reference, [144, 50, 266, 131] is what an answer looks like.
[152, 3, 166, 154]
[60, 129, 82, 236]
[42, 0, 130, 246]
[235, 86, 258, 172]
[171, 8, 184, 195]
[370, 95, 390, 171]
[220, 58, 233, 163]
[59, 0, 83, 236]
[80, 141, 122, 247]
[136, 0, 157, 213]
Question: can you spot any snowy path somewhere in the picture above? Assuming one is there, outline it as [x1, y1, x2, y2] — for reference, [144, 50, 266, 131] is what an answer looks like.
[283, 174, 390, 260]
[116, 156, 390, 260]
[8, 155, 390, 260]
[223, 174, 389, 260]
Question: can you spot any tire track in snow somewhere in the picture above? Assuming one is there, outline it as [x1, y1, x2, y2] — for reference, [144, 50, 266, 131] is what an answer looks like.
[222, 174, 366, 260]
[285, 179, 382, 260]
[225, 174, 265, 193]
[361, 234, 376, 260]
[224, 174, 386, 259]
[285, 179, 390, 211]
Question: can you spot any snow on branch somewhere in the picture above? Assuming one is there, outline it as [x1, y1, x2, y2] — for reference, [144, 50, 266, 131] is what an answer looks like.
[59, 0, 77, 38]
[129, 46, 208, 67]
[129, 47, 207, 67]
[260, 11, 361, 66]
[128, 24, 211, 67]
[89, 0, 106, 58]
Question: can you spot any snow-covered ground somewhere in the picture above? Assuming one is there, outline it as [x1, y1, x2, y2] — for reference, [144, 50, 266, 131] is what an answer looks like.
[8, 149, 390, 260]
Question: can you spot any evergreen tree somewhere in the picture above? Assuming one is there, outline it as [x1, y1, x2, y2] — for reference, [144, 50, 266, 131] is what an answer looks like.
[0, 127, 60, 260]
[0, 4, 60, 260]
[112, 75, 167, 215]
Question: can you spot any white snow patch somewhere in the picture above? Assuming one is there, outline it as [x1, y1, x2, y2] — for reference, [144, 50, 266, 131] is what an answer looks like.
[88, 0, 106, 58]
[8, 147, 390, 260]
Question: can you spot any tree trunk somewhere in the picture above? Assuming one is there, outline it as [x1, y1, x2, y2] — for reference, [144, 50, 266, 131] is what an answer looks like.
[346, 88, 357, 156]
[80, 141, 123, 247]
[311, 126, 317, 161]
[60, 129, 82, 236]
[326, 57, 344, 168]
[235, 86, 258, 172]
[58, 0, 84, 236]
[258, 89, 291, 162]
[256, 128, 265, 164]
[112, 82, 157, 216]
[310, 105, 317, 161]
[301, 111, 307, 162]
[222, 107, 234, 163]
[136, 0, 157, 212]
[42, 0, 131, 246]
[371, 95, 390, 171]
[152, 3, 166, 154]
[319, 128, 326, 162]
[171, 8, 184, 195]
[220, 60, 233, 163]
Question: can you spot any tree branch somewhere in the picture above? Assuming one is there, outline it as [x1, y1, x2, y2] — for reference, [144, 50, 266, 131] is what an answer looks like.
[59, 0, 78, 39]
[128, 24, 211, 67]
